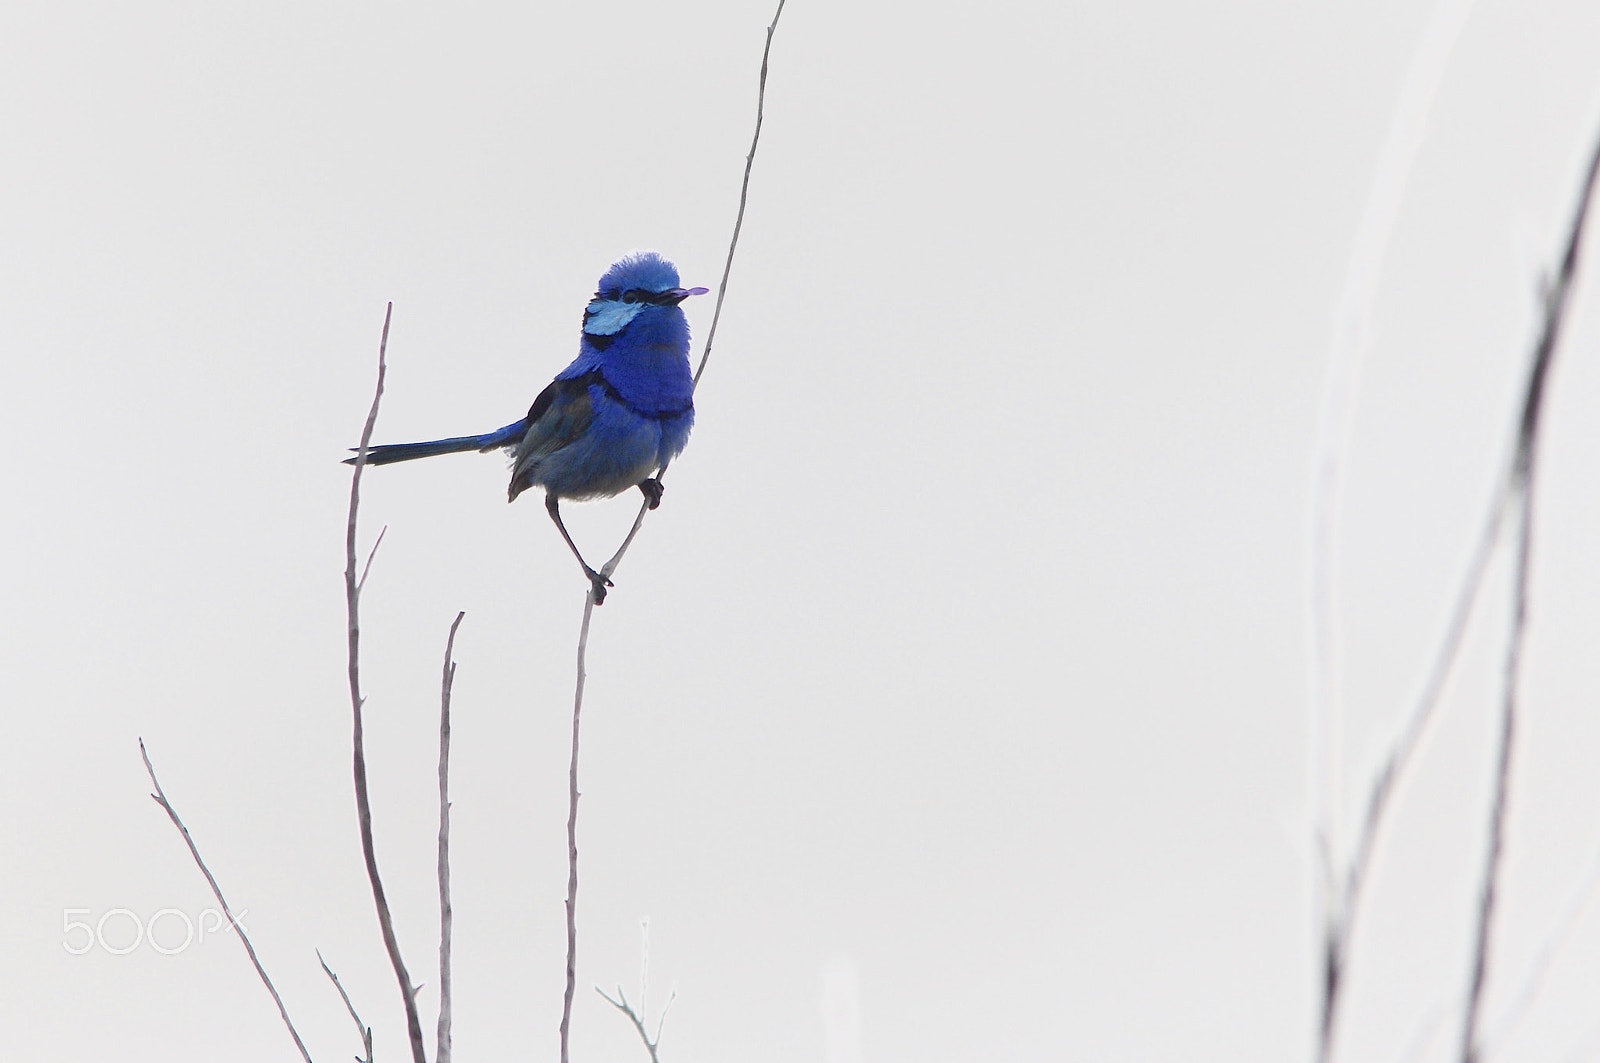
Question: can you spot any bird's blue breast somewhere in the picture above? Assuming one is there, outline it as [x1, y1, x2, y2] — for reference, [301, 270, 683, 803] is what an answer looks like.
[557, 305, 695, 417]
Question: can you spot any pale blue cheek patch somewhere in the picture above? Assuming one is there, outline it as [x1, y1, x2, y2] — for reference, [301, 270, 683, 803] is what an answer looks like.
[583, 299, 647, 336]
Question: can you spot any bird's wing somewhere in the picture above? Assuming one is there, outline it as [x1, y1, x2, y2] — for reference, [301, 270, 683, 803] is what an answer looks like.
[511, 371, 601, 479]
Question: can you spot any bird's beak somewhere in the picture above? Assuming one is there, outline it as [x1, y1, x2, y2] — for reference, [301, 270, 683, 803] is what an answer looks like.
[663, 286, 710, 305]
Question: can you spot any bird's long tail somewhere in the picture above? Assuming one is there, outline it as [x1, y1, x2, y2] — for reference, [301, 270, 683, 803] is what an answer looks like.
[343, 419, 526, 466]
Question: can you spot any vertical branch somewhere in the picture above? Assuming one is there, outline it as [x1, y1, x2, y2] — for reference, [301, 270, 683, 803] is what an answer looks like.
[438, 611, 465, 1063]
[595, 0, 790, 589]
[560, 593, 598, 1063]
[139, 740, 315, 1063]
[1459, 496, 1534, 1063]
[561, 5, 790, 1057]
[1458, 128, 1600, 1063]
[346, 302, 429, 1063]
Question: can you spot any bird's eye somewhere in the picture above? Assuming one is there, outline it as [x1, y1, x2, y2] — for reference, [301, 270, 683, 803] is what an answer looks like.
[621, 289, 640, 304]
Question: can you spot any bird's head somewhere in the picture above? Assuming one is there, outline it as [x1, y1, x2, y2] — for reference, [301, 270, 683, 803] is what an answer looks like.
[581, 251, 709, 337]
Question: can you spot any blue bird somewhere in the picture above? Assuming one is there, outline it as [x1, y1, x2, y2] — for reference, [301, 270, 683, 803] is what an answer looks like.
[347, 251, 708, 603]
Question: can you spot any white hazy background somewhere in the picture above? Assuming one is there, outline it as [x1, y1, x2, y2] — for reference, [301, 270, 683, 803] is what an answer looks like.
[4, 1, 1600, 1060]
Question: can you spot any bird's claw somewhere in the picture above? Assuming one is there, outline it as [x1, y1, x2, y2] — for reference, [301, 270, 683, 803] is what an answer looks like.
[638, 478, 664, 510]
[585, 566, 615, 605]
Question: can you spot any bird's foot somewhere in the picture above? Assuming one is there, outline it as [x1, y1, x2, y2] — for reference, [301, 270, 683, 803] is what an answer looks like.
[638, 478, 664, 510]
[585, 566, 615, 605]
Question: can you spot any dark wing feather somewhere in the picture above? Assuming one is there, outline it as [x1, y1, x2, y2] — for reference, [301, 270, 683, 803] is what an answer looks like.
[508, 372, 601, 500]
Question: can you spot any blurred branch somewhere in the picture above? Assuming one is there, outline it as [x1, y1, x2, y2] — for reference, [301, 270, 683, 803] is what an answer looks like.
[1482, 847, 1600, 1057]
[1323, 478, 1506, 1056]
[139, 739, 314, 1063]
[1458, 126, 1600, 1063]
[345, 302, 429, 1063]
[1308, 0, 1478, 1056]
[437, 612, 465, 1063]
[318, 949, 374, 1063]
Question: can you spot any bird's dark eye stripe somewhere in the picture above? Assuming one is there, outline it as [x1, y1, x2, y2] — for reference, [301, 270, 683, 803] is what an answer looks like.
[591, 287, 675, 306]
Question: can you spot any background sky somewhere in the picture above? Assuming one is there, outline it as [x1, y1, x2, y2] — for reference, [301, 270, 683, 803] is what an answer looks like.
[4, 1, 1600, 1061]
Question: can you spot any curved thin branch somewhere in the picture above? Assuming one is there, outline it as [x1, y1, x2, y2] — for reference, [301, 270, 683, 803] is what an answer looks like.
[1324, 481, 1506, 1047]
[1309, 0, 1479, 1055]
[140, 740, 314, 1063]
[596, 0, 789, 588]
[692, 0, 787, 392]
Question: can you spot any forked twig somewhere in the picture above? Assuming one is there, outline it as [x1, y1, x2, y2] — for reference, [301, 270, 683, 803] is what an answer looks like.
[596, 920, 676, 1063]
[318, 949, 374, 1063]
[139, 739, 314, 1063]
[346, 302, 429, 1063]
[557, 4, 789, 1059]
[1458, 127, 1600, 1063]
[437, 611, 465, 1063]
[596, 984, 676, 1063]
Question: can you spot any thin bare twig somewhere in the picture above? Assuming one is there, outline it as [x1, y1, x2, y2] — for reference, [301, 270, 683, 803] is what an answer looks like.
[1309, 1, 1478, 1055]
[593, 0, 789, 590]
[437, 611, 464, 1063]
[318, 949, 374, 1063]
[1324, 481, 1507, 1050]
[1459, 127, 1600, 1063]
[692, 0, 787, 393]
[346, 303, 428, 1063]
[139, 739, 314, 1063]
[596, 984, 677, 1063]
[557, 6, 789, 1056]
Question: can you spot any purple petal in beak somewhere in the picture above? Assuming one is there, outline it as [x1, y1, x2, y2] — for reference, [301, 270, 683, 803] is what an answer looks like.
[662, 286, 710, 306]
